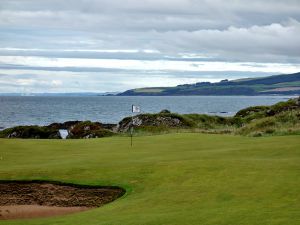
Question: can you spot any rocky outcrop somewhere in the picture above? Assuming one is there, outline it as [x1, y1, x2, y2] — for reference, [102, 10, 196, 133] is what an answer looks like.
[0, 126, 61, 139]
[159, 109, 171, 114]
[0, 121, 117, 139]
[47, 121, 82, 130]
[47, 121, 117, 132]
[67, 121, 114, 139]
[117, 113, 194, 132]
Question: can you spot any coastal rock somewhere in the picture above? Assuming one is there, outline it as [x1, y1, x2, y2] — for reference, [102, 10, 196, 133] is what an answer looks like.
[47, 121, 83, 130]
[0, 126, 61, 139]
[118, 113, 193, 132]
[159, 109, 171, 114]
[48, 121, 117, 132]
[67, 121, 114, 139]
[0, 121, 117, 139]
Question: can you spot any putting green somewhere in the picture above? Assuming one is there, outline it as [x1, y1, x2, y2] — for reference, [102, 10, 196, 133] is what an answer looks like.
[0, 133, 299, 225]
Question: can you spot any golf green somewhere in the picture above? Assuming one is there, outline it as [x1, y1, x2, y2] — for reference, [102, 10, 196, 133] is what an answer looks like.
[0, 133, 299, 225]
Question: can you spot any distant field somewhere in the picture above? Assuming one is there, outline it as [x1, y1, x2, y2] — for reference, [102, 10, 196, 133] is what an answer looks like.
[134, 88, 164, 93]
[261, 87, 300, 92]
[0, 133, 300, 225]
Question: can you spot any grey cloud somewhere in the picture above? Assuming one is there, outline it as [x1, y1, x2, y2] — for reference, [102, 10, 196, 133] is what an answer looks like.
[0, 69, 274, 93]
[152, 19, 300, 62]
[1, 0, 300, 31]
[1, 19, 299, 63]
[0, 64, 274, 80]
[0, 0, 300, 92]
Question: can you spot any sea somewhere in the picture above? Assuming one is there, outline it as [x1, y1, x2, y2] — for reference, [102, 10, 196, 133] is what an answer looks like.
[0, 95, 295, 129]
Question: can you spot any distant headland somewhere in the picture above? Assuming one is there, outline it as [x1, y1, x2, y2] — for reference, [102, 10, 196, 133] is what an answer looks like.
[118, 72, 300, 96]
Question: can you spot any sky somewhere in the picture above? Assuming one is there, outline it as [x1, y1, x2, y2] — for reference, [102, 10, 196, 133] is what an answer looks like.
[0, 0, 300, 93]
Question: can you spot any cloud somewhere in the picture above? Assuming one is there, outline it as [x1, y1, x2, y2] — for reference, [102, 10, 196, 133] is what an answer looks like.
[0, 68, 275, 93]
[1, 0, 300, 29]
[1, 55, 300, 73]
[154, 19, 300, 62]
[0, 0, 300, 92]
[0, 69, 221, 93]
[1, 20, 299, 63]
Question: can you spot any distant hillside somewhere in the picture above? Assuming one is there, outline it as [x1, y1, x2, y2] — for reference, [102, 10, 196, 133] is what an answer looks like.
[118, 72, 300, 96]
[0, 92, 120, 96]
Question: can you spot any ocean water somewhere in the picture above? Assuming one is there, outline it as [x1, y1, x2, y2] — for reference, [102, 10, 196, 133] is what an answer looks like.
[0, 95, 294, 129]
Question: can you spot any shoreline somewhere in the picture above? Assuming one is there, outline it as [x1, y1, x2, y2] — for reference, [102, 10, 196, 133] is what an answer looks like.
[0, 95, 295, 130]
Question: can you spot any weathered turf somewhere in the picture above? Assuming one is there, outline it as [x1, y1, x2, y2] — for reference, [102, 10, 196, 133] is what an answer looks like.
[0, 133, 299, 225]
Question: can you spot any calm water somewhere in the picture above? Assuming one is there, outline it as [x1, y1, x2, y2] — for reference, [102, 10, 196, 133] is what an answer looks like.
[0, 96, 294, 129]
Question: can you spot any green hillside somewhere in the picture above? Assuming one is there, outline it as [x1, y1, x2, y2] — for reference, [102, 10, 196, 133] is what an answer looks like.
[118, 72, 300, 96]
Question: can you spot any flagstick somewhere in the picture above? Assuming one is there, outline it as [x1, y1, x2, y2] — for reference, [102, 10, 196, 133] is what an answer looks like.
[131, 106, 133, 147]
[130, 104, 140, 147]
[131, 128, 133, 147]
[131, 118, 133, 147]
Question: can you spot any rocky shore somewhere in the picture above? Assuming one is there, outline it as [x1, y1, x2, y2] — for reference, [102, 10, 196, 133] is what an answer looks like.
[0, 109, 193, 139]
[1, 97, 299, 138]
[0, 121, 117, 139]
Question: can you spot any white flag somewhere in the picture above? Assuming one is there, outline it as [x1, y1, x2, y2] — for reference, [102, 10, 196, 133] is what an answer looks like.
[132, 105, 141, 113]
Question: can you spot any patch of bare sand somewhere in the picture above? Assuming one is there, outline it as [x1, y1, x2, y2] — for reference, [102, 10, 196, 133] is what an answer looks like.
[0, 205, 90, 220]
[0, 181, 125, 220]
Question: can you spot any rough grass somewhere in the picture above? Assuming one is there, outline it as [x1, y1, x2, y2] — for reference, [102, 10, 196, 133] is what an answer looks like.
[235, 98, 299, 122]
[183, 114, 239, 128]
[121, 110, 300, 137]
[237, 110, 300, 136]
[0, 134, 299, 225]
[127, 98, 300, 137]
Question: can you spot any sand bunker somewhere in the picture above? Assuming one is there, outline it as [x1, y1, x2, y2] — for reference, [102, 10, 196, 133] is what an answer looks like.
[0, 181, 125, 220]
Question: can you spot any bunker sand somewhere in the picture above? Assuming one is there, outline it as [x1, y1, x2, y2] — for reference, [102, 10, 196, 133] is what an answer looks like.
[0, 205, 89, 220]
[0, 181, 125, 220]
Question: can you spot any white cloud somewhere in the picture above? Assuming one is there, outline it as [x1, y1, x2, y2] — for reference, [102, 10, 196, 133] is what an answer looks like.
[0, 0, 300, 92]
[153, 19, 300, 61]
[0, 68, 222, 93]
[51, 80, 62, 87]
[0, 47, 160, 54]
[1, 56, 300, 74]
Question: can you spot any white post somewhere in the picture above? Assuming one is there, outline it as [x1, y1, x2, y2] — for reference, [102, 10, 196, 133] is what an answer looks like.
[131, 106, 133, 147]
[131, 104, 141, 147]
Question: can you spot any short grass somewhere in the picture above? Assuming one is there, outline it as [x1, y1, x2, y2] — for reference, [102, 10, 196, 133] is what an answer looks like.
[0, 133, 300, 225]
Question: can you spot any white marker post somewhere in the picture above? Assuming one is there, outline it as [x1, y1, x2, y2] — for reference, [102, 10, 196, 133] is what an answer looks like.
[131, 105, 141, 146]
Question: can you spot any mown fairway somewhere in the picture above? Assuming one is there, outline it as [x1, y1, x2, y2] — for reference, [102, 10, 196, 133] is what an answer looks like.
[0, 133, 300, 225]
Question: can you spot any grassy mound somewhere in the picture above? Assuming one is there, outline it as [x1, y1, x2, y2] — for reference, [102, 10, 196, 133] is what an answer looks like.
[235, 98, 300, 122]
[184, 114, 240, 129]
[237, 110, 300, 136]
[232, 97, 300, 136]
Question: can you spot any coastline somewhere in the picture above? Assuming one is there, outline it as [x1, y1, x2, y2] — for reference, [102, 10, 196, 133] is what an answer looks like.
[0, 95, 295, 130]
